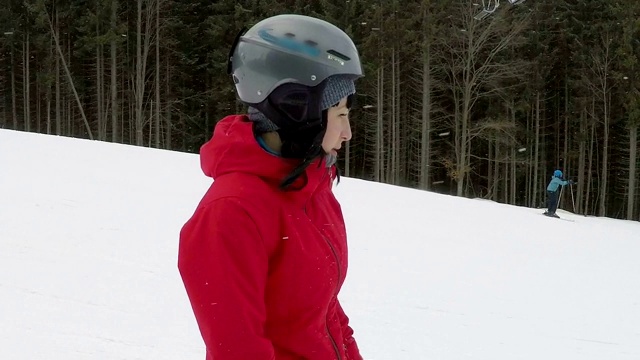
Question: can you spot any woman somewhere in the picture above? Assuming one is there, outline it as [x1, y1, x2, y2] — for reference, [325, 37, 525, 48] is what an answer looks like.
[178, 14, 364, 360]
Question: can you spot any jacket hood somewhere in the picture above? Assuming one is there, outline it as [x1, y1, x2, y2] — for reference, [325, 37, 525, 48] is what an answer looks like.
[199, 115, 332, 193]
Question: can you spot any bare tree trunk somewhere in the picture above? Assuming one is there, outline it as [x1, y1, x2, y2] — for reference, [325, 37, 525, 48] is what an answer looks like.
[533, 92, 541, 207]
[97, 14, 104, 141]
[628, 123, 637, 220]
[375, 66, 384, 182]
[585, 118, 595, 215]
[457, 88, 470, 197]
[526, 108, 531, 206]
[598, 95, 609, 216]
[125, 31, 133, 144]
[66, 94, 70, 135]
[563, 76, 569, 171]
[155, 0, 161, 148]
[487, 140, 495, 200]
[111, 0, 118, 142]
[134, 0, 154, 145]
[136, 0, 144, 145]
[577, 107, 586, 214]
[46, 84, 51, 134]
[420, 25, 432, 190]
[453, 90, 461, 190]
[164, 56, 172, 148]
[466, 136, 472, 196]
[493, 142, 500, 202]
[389, 46, 397, 184]
[10, 37, 17, 129]
[66, 37, 70, 135]
[36, 77, 41, 132]
[23, 32, 30, 132]
[148, 101, 153, 146]
[554, 101, 560, 168]
[55, 8, 61, 135]
[599, 91, 610, 217]
[129, 65, 134, 144]
[134, 0, 154, 146]
[510, 103, 517, 205]
[503, 144, 509, 204]
[46, 33, 52, 135]
[395, 50, 401, 184]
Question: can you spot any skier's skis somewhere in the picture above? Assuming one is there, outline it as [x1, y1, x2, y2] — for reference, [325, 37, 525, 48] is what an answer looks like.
[542, 212, 575, 222]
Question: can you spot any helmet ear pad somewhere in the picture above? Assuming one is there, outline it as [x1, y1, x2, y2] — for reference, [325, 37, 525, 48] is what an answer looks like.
[251, 82, 328, 158]
[270, 82, 325, 129]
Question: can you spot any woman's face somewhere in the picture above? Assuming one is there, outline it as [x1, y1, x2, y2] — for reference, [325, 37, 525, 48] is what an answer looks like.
[322, 97, 352, 156]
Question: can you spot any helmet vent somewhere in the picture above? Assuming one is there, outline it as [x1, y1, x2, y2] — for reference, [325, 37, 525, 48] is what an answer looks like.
[304, 40, 318, 47]
[327, 49, 350, 61]
[284, 32, 296, 38]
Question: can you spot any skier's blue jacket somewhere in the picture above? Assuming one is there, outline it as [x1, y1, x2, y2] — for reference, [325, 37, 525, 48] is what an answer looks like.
[547, 176, 569, 192]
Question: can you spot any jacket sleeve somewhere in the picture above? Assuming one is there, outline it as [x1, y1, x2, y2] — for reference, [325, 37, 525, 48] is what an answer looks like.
[178, 197, 275, 360]
[337, 300, 363, 360]
[549, 177, 567, 190]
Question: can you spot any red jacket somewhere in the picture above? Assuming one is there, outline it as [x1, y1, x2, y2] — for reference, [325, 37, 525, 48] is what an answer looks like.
[178, 115, 362, 360]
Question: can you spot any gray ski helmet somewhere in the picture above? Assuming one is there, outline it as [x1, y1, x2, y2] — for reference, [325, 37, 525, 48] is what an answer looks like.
[228, 14, 363, 105]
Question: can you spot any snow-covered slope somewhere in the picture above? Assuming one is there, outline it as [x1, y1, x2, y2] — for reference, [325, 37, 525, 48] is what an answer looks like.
[1, 129, 639, 359]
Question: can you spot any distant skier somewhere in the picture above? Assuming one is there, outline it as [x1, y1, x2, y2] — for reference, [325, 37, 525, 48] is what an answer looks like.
[544, 169, 573, 218]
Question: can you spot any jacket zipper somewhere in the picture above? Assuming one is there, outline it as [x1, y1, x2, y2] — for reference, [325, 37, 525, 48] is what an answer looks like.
[323, 236, 342, 360]
[326, 322, 341, 360]
[305, 168, 342, 360]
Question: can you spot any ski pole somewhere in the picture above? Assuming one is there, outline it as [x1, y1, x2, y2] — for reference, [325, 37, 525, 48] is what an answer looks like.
[570, 183, 576, 213]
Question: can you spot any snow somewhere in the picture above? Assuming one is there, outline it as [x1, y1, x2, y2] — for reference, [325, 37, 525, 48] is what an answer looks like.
[1, 128, 639, 360]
